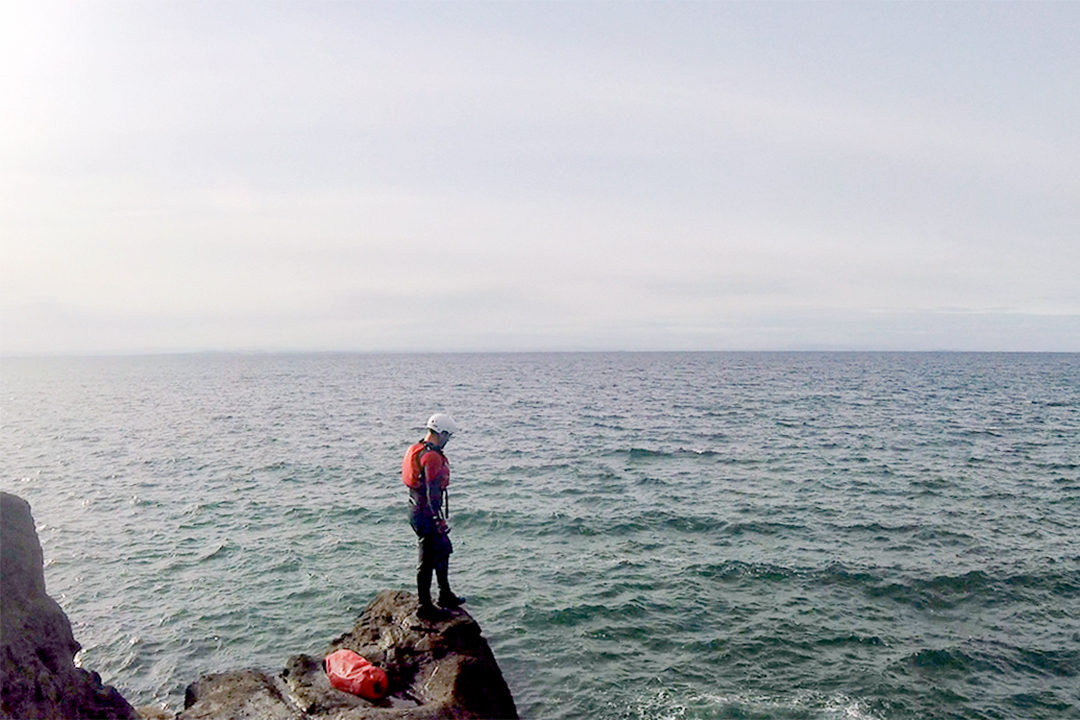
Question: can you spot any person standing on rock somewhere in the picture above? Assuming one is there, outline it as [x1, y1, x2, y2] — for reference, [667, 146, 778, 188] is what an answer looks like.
[402, 413, 466, 620]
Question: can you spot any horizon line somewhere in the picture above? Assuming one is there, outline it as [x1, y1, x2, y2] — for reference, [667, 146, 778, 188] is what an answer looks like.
[3, 348, 1079, 360]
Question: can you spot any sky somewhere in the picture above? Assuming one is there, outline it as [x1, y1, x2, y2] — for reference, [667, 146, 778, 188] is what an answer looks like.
[2, 1, 1078, 354]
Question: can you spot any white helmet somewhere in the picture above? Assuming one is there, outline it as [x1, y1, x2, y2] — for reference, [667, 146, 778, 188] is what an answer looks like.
[426, 413, 460, 436]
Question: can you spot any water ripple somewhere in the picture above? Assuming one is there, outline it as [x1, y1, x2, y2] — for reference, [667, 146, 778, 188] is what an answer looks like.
[2, 352, 1078, 720]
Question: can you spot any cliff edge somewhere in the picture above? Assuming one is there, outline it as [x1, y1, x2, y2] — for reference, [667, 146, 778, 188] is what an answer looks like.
[1, 491, 139, 720]
[1, 492, 517, 720]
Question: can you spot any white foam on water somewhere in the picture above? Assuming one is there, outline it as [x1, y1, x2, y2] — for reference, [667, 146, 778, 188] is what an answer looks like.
[674, 690, 884, 720]
[625, 688, 687, 720]
[820, 694, 884, 720]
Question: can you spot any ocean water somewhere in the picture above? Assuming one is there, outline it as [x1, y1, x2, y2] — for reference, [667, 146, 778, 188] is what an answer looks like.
[1, 352, 1077, 720]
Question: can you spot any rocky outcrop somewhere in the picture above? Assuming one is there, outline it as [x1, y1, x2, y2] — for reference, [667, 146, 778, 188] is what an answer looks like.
[1, 492, 139, 720]
[1, 491, 517, 720]
[180, 590, 518, 720]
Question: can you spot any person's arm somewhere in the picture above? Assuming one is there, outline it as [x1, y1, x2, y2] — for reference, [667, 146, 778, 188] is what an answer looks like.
[420, 452, 447, 526]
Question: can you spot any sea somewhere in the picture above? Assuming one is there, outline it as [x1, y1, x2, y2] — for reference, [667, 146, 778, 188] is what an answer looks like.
[1, 352, 1077, 720]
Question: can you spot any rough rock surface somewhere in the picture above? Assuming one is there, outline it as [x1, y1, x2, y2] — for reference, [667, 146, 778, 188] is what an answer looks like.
[0, 491, 517, 720]
[179, 670, 298, 720]
[180, 590, 518, 720]
[1, 491, 139, 720]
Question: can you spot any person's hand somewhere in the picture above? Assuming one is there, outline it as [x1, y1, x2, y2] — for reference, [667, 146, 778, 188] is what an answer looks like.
[436, 518, 449, 534]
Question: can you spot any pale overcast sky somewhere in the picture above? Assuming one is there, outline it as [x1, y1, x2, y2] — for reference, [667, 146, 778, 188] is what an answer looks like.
[2, 1, 1078, 354]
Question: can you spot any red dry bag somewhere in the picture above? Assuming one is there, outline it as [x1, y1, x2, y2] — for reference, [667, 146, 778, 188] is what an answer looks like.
[324, 649, 388, 701]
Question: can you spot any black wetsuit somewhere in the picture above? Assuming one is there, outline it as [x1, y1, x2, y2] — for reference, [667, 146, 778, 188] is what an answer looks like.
[408, 444, 453, 606]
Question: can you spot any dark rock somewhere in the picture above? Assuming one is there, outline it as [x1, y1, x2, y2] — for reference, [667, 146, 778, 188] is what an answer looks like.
[180, 670, 299, 720]
[182, 590, 518, 720]
[1, 492, 139, 720]
[1, 491, 518, 720]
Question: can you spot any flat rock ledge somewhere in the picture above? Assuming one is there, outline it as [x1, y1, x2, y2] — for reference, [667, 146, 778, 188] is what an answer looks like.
[180, 590, 518, 720]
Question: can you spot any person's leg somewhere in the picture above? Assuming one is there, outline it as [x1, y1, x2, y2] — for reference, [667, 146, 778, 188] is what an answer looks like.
[416, 535, 435, 607]
[435, 562, 464, 607]
[416, 534, 449, 619]
[434, 533, 464, 607]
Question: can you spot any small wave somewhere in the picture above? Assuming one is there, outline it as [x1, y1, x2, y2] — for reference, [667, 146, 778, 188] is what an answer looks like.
[1031, 399, 1075, 408]
[912, 526, 977, 546]
[826, 521, 920, 536]
[867, 570, 992, 610]
[728, 520, 807, 536]
[589, 421, 628, 431]
[490, 508, 731, 537]
[797, 562, 1080, 612]
[502, 462, 574, 476]
[862, 567, 1080, 610]
[820, 563, 882, 587]
[900, 641, 1078, 680]
[623, 447, 721, 460]
[1008, 692, 1074, 715]
[658, 513, 727, 534]
[690, 560, 795, 583]
[197, 541, 232, 563]
[635, 475, 671, 487]
[534, 598, 652, 628]
[625, 447, 672, 460]
[1011, 646, 1080, 678]
[906, 647, 974, 672]
[816, 633, 886, 648]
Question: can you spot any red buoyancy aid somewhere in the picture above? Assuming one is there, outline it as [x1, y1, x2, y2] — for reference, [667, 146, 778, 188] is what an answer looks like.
[402, 442, 450, 489]
[325, 649, 388, 700]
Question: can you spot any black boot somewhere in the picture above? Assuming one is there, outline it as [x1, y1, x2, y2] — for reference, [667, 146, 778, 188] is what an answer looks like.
[436, 564, 466, 609]
[417, 567, 448, 620]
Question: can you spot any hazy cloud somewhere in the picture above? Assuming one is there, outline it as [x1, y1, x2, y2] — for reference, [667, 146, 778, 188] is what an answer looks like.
[2, 1, 1078, 354]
